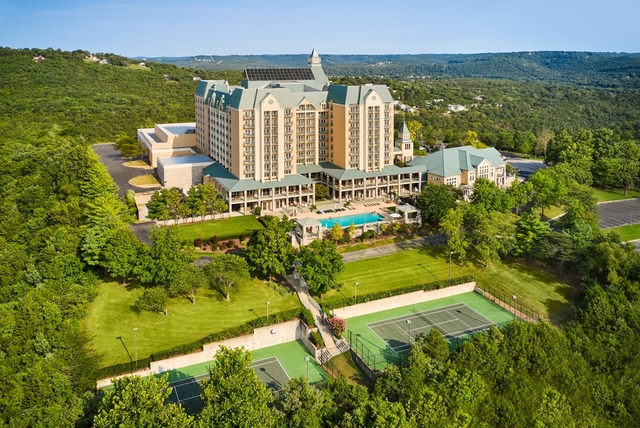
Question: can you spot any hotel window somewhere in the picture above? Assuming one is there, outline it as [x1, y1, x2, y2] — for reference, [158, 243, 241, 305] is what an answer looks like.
[446, 177, 457, 186]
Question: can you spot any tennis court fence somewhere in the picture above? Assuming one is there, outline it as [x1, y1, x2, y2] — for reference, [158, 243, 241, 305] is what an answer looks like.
[474, 283, 541, 323]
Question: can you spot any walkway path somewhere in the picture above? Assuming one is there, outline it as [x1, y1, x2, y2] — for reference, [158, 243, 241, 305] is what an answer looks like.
[285, 273, 344, 362]
[341, 234, 446, 263]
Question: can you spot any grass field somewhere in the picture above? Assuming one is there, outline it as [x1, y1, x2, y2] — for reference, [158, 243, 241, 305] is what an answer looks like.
[172, 216, 264, 242]
[123, 160, 151, 168]
[85, 280, 301, 368]
[593, 188, 640, 202]
[606, 224, 640, 241]
[323, 246, 573, 323]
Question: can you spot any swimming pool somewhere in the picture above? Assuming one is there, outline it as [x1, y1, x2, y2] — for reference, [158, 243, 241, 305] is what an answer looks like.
[319, 212, 384, 228]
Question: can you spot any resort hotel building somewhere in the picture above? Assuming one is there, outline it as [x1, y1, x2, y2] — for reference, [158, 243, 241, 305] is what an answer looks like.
[138, 49, 510, 215]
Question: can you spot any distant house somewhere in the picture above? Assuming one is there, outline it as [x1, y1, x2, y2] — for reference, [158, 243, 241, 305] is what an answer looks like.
[447, 104, 467, 112]
[33, 55, 46, 62]
[138, 62, 146, 67]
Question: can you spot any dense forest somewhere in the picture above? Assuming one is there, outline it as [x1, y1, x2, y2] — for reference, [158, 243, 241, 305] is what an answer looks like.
[2, 46, 640, 426]
[151, 51, 640, 88]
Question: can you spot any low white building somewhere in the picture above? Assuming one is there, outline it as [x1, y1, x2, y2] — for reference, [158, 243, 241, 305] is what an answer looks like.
[157, 155, 214, 191]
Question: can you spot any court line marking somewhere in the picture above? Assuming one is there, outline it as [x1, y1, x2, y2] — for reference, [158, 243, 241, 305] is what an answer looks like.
[368, 304, 498, 353]
[367, 303, 467, 329]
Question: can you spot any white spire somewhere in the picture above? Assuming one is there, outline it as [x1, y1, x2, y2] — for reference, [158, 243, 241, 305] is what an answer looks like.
[308, 48, 321, 66]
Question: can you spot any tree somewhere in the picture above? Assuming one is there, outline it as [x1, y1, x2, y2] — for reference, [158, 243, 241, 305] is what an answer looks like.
[348, 222, 356, 241]
[506, 180, 533, 216]
[440, 203, 470, 263]
[343, 397, 412, 428]
[416, 182, 459, 226]
[137, 226, 194, 286]
[114, 132, 142, 159]
[513, 212, 550, 259]
[616, 140, 640, 195]
[535, 129, 553, 158]
[186, 184, 207, 221]
[94, 374, 192, 428]
[416, 329, 449, 362]
[273, 377, 331, 428]
[168, 264, 207, 304]
[315, 183, 329, 200]
[329, 223, 343, 243]
[530, 167, 567, 218]
[406, 120, 423, 143]
[135, 287, 169, 315]
[470, 210, 515, 267]
[204, 253, 250, 301]
[246, 225, 294, 280]
[297, 239, 344, 297]
[471, 177, 513, 213]
[102, 227, 145, 282]
[198, 346, 275, 428]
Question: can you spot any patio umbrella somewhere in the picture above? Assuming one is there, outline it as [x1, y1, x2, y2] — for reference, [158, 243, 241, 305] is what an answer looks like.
[390, 213, 402, 218]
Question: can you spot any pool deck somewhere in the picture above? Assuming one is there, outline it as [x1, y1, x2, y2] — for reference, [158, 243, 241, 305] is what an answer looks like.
[261, 197, 398, 223]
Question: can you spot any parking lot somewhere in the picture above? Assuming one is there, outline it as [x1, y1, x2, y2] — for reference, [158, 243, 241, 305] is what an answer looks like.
[598, 199, 640, 229]
[93, 143, 159, 198]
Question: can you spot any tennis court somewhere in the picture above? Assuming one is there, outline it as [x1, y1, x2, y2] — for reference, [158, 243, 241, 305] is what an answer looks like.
[166, 356, 291, 412]
[368, 303, 494, 353]
[345, 292, 516, 371]
[156, 340, 326, 412]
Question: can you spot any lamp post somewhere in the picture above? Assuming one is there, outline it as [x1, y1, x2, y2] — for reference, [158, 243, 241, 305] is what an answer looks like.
[354, 282, 359, 304]
[512, 295, 517, 322]
[304, 356, 310, 383]
[266, 301, 271, 321]
[406, 319, 412, 345]
[133, 328, 138, 369]
[449, 251, 453, 285]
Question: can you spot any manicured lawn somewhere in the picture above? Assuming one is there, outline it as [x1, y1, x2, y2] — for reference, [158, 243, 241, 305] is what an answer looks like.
[540, 204, 565, 221]
[172, 215, 264, 242]
[85, 280, 301, 368]
[593, 188, 640, 202]
[123, 160, 151, 168]
[606, 224, 640, 241]
[129, 174, 159, 185]
[322, 246, 573, 322]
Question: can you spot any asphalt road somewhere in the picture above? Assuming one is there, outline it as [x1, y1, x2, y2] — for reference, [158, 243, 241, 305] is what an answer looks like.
[93, 143, 159, 198]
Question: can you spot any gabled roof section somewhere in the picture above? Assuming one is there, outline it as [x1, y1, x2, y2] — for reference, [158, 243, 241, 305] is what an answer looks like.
[327, 84, 394, 105]
[407, 145, 505, 177]
[203, 163, 313, 193]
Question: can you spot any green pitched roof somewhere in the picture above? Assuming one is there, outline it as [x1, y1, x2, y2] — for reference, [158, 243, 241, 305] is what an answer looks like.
[203, 163, 313, 193]
[407, 146, 505, 177]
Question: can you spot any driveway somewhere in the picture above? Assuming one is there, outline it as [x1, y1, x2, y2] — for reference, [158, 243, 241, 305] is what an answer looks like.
[93, 143, 160, 198]
[598, 199, 640, 229]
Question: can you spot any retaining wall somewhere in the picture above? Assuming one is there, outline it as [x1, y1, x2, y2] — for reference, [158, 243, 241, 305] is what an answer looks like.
[97, 319, 302, 389]
[331, 282, 476, 319]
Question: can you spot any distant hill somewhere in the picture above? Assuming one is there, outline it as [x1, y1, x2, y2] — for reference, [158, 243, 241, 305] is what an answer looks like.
[144, 51, 640, 88]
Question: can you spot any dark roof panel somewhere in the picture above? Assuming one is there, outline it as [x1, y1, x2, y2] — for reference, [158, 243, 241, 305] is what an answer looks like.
[243, 68, 315, 82]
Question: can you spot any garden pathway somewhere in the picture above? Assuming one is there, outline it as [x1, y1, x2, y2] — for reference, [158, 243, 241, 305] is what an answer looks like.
[285, 273, 344, 362]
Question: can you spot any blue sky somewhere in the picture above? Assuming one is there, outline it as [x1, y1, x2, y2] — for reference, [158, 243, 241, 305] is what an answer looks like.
[0, 0, 638, 57]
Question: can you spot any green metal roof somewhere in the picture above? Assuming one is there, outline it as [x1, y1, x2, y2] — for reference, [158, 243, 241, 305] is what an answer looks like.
[203, 163, 313, 193]
[407, 146, 505, 177]
[318, 162, 425, 181]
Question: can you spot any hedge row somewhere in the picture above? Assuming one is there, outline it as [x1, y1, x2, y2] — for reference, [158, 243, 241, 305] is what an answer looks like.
[97, 308, 306, 380]
[321, 275, 475, 312]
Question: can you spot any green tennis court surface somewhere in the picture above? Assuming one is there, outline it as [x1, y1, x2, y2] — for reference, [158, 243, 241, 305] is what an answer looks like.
[167, 356, 291, 412]
[346, 292, 516, 372]
[368, 303, 495, 353]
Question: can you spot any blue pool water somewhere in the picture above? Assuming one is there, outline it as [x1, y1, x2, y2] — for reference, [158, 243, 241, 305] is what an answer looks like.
[319, 212, 384, 228]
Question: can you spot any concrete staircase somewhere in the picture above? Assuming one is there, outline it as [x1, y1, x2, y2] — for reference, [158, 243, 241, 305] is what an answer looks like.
[285, 274, 346, 361]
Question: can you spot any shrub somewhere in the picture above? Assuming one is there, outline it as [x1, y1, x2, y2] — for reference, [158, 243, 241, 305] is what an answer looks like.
[211, 235, 219, 247]
[194, 237, 203, 247]
[301, 308, 315, 327]
[327, 316, 347, 338]
[309, 331, 325, 349]
[254, 206, 261, 216]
